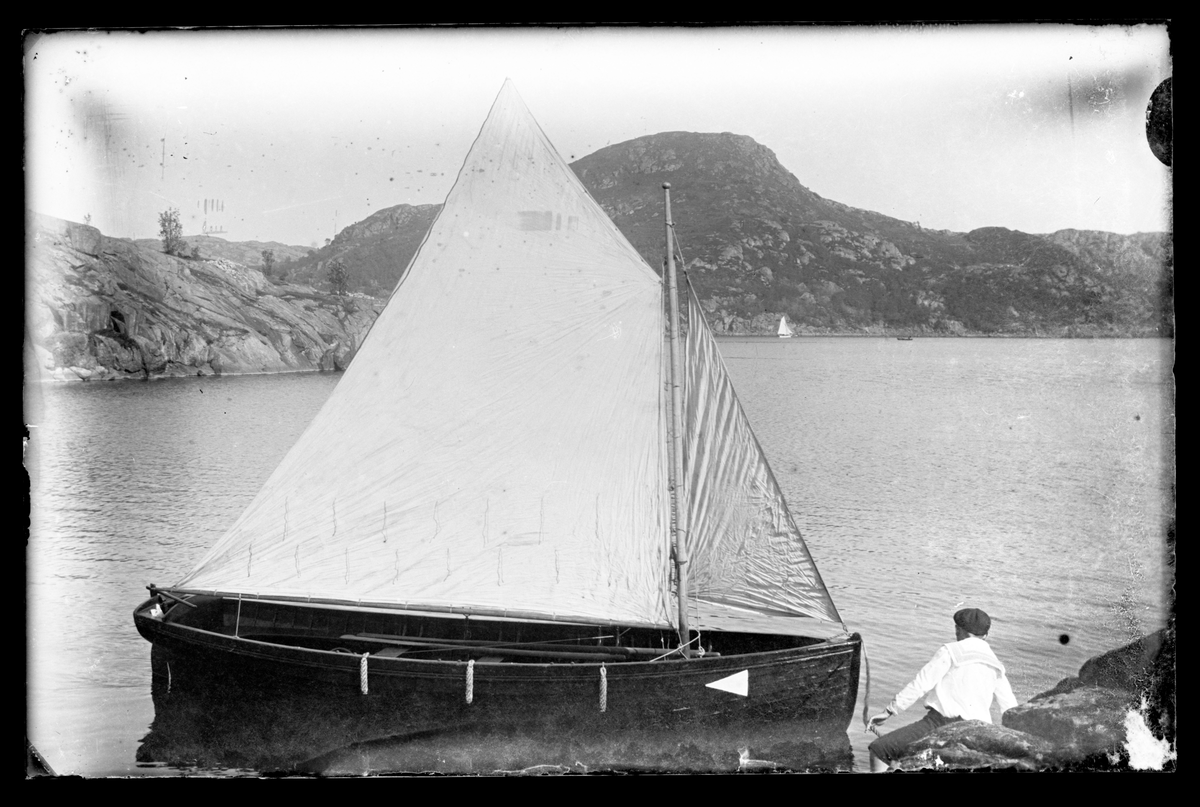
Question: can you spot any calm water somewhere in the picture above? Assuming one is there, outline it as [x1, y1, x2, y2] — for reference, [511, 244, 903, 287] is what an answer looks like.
[26, 338, 1173, 775]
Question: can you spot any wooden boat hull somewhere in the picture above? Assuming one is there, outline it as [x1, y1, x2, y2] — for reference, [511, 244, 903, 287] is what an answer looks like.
[135, 597, 861, 734]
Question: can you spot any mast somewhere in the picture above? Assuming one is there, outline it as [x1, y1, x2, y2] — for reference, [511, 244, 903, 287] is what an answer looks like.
[663, 182, 692, 656]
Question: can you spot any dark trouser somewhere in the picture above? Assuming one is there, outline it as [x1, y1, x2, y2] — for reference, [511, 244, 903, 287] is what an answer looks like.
[869, 708, 962, 763]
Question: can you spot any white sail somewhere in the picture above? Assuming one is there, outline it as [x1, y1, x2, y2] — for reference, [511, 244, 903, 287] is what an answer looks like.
[175, 81, 841, 632]
[178, 81, 674, 628]
[683, 289, 841, 628]
[778, 316, 795, 337]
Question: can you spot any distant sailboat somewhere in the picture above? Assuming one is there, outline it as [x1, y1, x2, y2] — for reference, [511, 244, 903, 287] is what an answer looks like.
[778, 316, 796, 338]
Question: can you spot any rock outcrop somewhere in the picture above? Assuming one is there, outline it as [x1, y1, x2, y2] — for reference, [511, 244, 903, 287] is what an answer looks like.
[1001, 686, 1137, 764]
[894, 721, 1055, 772]
[889, 623, 1175, 771]
[26, 213, 384, 382]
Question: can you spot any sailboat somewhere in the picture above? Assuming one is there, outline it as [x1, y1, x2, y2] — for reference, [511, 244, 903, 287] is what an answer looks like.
[134, 81, 861, 733]
[778, 316, 796, 338]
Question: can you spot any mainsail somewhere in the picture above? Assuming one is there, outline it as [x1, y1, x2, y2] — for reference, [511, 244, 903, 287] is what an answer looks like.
[778, 316, 795, 337]
[176, 80, 840, 632]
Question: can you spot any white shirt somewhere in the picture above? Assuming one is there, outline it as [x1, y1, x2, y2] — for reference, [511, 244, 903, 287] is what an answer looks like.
[888, 636, 1018, 723]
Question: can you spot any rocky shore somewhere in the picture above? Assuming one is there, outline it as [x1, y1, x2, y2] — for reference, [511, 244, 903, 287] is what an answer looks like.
[26, 208, 1168, 386]
[26, 213, 384, 383]
[891, 622, 1176, 771]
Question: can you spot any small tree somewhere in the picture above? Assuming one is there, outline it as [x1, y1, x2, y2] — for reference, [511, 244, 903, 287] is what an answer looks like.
[158, 207, 185, 256]
[326, 259, 350, 296]
[261, 249, 276, 277]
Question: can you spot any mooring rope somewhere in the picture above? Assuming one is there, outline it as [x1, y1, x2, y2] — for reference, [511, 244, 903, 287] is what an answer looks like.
[860, 637, 873, 731]
[599, 664, 608, 713]
[466, 659, 475, 704]
[360, 652, 369, 695]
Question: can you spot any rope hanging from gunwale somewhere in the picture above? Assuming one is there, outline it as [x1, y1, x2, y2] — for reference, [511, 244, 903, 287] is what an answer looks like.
[360, 652, 369, 695]
[466, 659, 475, 704]
[861, 638, 874, 733]
[599, 664, 607, 713]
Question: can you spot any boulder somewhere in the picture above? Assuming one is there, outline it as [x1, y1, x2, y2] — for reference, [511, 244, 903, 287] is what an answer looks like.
[1002, 686, 1133, 763]
[1040, 629, 1166, 696]
[65, 221, 102, 255]
[1019, 624, 1175, 759]
[894, 720, 1055, 772]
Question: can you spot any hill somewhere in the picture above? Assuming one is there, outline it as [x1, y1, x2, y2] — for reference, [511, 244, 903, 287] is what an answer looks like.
[271, 205, 440, 296]
[132, 234, 313, 268]
[572, 132, 1171, 336]
[283, 131, 1170, 337]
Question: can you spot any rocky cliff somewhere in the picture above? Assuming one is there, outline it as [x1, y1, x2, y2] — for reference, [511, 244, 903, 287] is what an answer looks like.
[26, 213, 383, 382]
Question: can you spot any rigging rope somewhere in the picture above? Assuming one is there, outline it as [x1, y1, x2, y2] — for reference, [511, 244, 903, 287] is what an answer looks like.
[649, 633, 701, 662]
[670, 221, 689, 277]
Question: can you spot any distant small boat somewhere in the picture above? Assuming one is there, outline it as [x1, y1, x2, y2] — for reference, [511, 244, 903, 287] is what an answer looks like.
[896, 336, 914, 341]
[778, 316, 796, 338]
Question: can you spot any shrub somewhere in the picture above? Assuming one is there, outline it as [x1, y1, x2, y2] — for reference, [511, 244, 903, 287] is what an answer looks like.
[158, 208, 185, 256]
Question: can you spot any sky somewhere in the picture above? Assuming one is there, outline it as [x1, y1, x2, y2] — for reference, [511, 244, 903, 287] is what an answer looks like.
[25, 24, 1172, 248]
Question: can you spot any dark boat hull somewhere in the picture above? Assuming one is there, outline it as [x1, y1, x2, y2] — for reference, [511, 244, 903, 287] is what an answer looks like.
[135, 597, 861, 734]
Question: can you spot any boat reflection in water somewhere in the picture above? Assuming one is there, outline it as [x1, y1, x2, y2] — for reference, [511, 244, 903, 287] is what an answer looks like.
[138, 645, 853, 775]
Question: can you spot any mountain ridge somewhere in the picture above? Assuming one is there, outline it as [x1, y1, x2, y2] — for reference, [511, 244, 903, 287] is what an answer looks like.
[27, 130, 1171, 385]
[276, 130, 1169, 337]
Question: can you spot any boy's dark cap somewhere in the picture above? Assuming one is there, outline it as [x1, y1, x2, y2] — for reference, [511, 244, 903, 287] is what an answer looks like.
[954, 608, 991, 636]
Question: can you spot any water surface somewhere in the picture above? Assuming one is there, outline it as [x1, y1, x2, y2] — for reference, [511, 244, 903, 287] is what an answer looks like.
[26, 338, 1173, 775]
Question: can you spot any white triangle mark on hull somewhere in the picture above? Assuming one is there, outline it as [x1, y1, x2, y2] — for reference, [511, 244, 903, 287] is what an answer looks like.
[705, 669, 748, 696]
